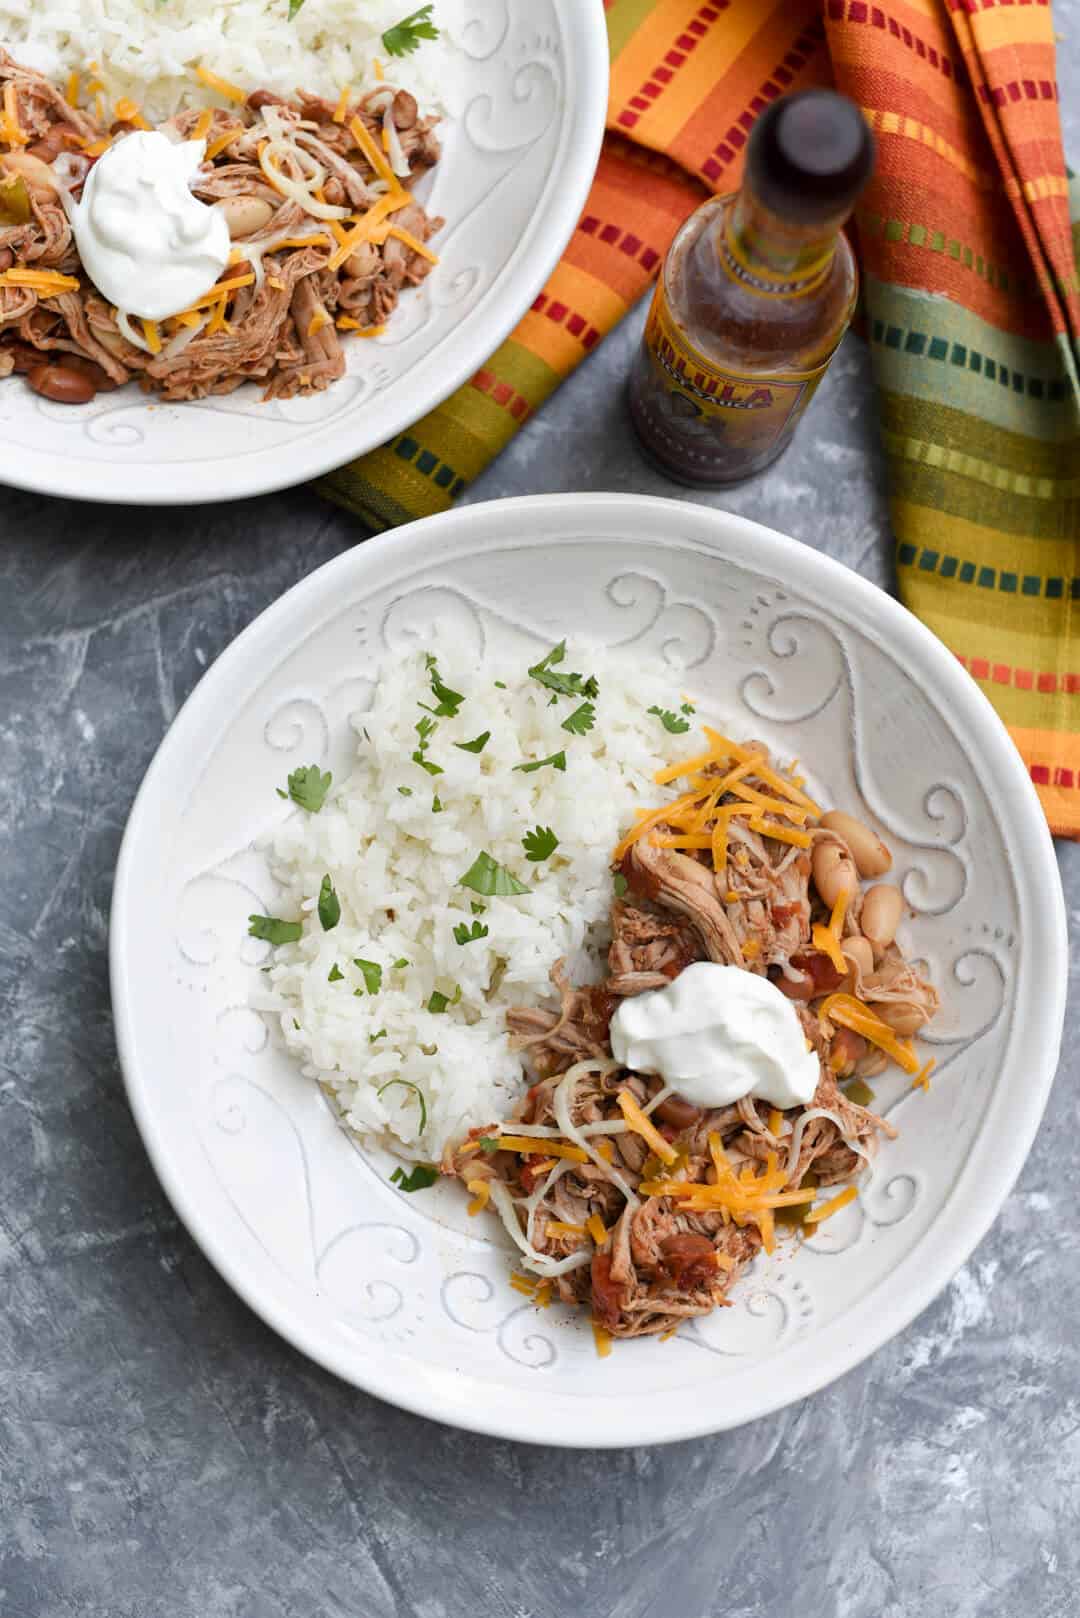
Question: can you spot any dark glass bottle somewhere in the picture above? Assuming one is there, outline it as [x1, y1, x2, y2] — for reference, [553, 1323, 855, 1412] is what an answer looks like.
[628, 89, 874, 486]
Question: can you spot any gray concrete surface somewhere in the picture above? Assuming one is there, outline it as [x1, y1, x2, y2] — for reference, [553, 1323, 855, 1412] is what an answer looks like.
[2, 43, 1078, 1618]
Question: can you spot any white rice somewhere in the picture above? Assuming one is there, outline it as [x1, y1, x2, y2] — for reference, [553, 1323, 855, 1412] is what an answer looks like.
[0, 0, 457, 124]
[253, 644, 706, 1160]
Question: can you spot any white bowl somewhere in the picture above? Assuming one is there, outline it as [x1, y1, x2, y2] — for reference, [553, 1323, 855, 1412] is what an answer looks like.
[110, 494, 1067, 1446]
[0, 1, 607, 505]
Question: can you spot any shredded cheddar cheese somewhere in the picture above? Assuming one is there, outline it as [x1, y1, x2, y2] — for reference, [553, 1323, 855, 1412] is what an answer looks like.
[348, 113, 402, 192]
[373, 57, 385, 81]
[817, 993, 922, 1075]
[804, 1185, 857, 1224]
[545, 1220, 586, 1239]
[326, 190, 410, 273]
[767, 1108, 784, 1136]
[1, 268, 80, 295]
[2, 82, 27, 148]
[811, 923, 848, 976]
[192, 108, 214, 143]
[205, 128, 241, 162]
[333, 84, 351, 124]
[114, 97, 150, 129]
[306, 308, 331, 338]
[912, 1057, 935, 1092]
[617, 1091, 677, 1165]
[592, 1321, 613, 1359]
[141, 318, 162, 355]
[492, 1135, 588, 1164]
[82, 138, 111, 158]
[65, 72, 80, 109]
[465, 1178, 491, 1216]
[195, 65, 247, 104]
[385, 225, 439, 264]
[748, 816, 812, 849]
[586, 1214, 608, 1247]
[534, 1281, 553, 1309]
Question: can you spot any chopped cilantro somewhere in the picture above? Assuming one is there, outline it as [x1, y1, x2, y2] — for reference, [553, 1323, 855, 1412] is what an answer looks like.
[494, 680, 507, 689]
[327, 963, 344, 983]
[522, 825, 559, 862]
[276, 763, 332, 812]
[398, 786, 413, 797]
[453, 919, 490, 946]
[377, 1079, 427, 1134]
[390, 1163, 438, 1193]
[513, 750, 566, 775]
[423, 656, 464, 718]
[613, 872, 628, 898]
[317, 875, 340, 931]
[454, 730, 490, 754]
[528, 640, 598, 701]
[432, 794, 444, 813]
[478, 1136, 501, 1155]
[680, 702, 695, 715]
[248, 914, 302, 945]
[649, 706, 691, 735]
[470, 901, 486, 915]
[353, 958, 383, 995]
[561, 701, 595, 736]
[382, 4, 439, 58]
[369, 1028, 387, 1043]
[393, 957, 410, 969]
[458, 851, 529, 896]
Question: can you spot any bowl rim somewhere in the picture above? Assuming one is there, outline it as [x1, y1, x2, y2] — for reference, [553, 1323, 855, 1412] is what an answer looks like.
[0, 5, 610, 507]
[110, 493, 1068, 1445]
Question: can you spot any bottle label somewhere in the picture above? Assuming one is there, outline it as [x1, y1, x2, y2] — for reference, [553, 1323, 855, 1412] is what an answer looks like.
[633, 282, 830, 478]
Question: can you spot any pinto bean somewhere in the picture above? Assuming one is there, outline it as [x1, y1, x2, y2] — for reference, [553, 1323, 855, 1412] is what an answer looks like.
[26, 363, 96, 404]
[5, 341, 39, 372]
[812, 839, 858, 910]
[829, 1025, 868, 1076]
[861, 884, 903, 954]
[653, 1092, 703, 1131]
[0, 150, 60, 197]
[819, 810, 892, 877]
[215, 195, 275, 239]
[60, 354, 122, 392]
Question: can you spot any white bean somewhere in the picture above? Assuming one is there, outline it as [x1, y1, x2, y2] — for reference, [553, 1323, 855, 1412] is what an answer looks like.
[812, 839, 858, 910]
[877, 1001, 927, 1037]
[861, 884, 903, 952]
[820, 810, 892, 877]
[215, 195, 274, 239]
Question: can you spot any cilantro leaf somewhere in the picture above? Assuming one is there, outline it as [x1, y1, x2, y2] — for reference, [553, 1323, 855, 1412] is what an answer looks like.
[454, 730, 490, 754]
[513, 750, 566, 775]
[494, 680, 507, 689]
[561, 702, 595, 736]
[423, 656, 463, 718]
[648, 706, 691, 735]
[279, 764, 332, 813]
[390, 1163, 439, 1192]
[613, 872, 628, 898]
[353, 958, 382, 995]
[377, 1079, 428, 1134]
[317, 874, 340, 931]
[427, 986, 461, 1013]
[470, 901, 486, 915]
[398, 786, 413, 797]
[453, 919, 490, 946]
[478, 1136, 501, 1154]
[369, 1028, 387, 1043]
[680, 702, 695, 716]
[522, 825, 558, 862]
[382, 4, 439, 59]
[528, 640, 599, 701]
[458, 851, 529, 896]
[327, 963, 344, 982]
[393, 957, 410, 969]
[412, 753, 444, 776]
[432, 795, 444, 813]
[288, 0, 306, 17]
[248, 914, 302, 945]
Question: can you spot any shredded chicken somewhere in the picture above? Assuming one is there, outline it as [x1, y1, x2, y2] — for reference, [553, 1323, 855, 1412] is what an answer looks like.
[449, 737, 938, 1341]
[0, 52, 442, 403]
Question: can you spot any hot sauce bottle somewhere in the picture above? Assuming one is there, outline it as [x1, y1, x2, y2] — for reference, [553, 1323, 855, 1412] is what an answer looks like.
[628, 90, 874, 486]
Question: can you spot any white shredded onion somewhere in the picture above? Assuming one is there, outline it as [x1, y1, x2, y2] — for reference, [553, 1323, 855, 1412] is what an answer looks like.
[116, 308, 152, 353]
[487, 1179, 592, 1279]
[784, 1107, 874, 1184]
[382, 105, 410, 180]
[552, 1060, 640, 1211]
[160, 310, 208, 359]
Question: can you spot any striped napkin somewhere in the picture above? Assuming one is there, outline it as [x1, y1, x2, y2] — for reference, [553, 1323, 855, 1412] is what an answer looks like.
[321, 0, 1080, 839]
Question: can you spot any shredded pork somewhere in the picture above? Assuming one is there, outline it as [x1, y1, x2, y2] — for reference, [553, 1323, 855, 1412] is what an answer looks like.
[449, 737, 939, 1341]
[0, 53, 442, 401]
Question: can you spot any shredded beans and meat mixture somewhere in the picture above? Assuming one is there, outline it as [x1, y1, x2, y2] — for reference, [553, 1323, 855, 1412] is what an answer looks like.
[447, 729, 939, 1344]
[0, 52, 441, 403]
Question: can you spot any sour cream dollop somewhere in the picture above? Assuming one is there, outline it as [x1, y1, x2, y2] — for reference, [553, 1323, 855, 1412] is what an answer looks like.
[72, 132, 230, 321]
[609, 961, 820, 1110]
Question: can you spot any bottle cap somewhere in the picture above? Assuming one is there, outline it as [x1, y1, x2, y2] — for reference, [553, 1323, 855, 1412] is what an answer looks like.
[745, 90, 874, 225]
